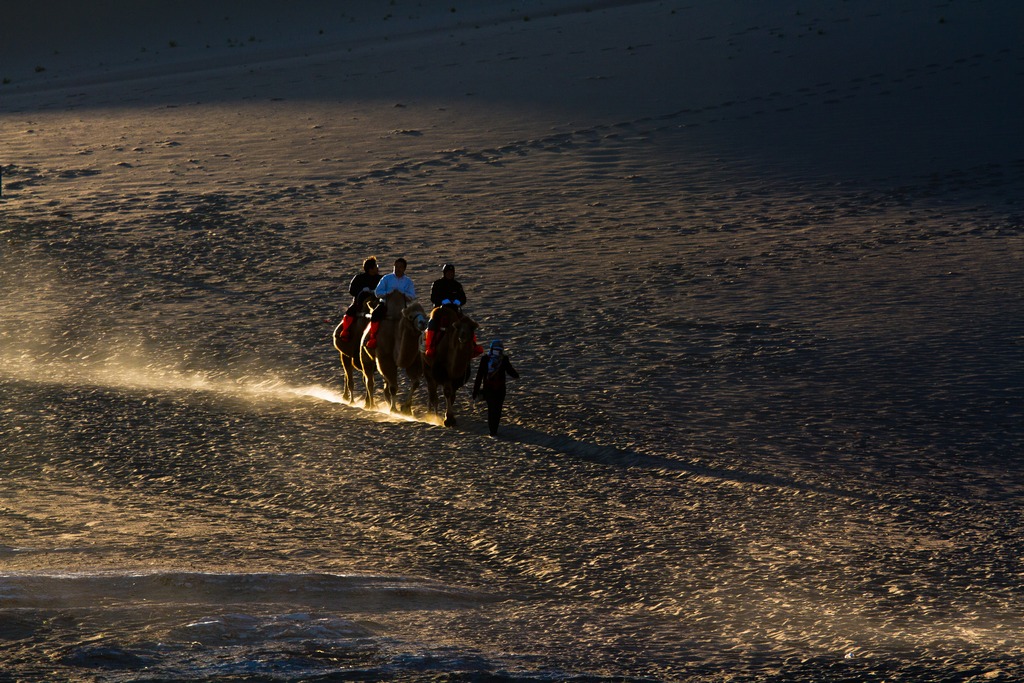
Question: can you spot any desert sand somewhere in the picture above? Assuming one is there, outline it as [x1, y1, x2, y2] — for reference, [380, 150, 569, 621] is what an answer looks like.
[2, 1, 1023, 680]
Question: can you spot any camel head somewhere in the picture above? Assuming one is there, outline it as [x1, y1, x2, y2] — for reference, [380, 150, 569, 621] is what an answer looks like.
[403, 302, 429, 332]
[454, 315, 478, 347]
[445, 315, 478, 375]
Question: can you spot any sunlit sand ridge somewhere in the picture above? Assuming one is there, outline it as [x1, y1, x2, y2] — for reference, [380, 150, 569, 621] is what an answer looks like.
[0, 348, 437, 424]
[0, 251, 436, 423]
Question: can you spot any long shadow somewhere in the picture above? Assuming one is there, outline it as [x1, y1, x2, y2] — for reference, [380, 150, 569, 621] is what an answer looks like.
[450, 414, 879, 502]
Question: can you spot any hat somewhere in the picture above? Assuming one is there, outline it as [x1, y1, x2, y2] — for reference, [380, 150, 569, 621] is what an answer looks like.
[442, 263, 455, 272]
[489, 339, 503, 351]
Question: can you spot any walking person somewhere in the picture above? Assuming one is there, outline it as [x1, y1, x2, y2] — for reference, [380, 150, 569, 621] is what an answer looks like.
[472, 339, 519, 436]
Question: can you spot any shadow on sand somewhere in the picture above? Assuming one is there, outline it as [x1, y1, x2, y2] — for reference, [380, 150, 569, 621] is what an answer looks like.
[449, 412, 877, 502]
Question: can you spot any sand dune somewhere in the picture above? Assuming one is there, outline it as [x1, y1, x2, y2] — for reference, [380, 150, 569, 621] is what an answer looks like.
[2, 1, 1023, 680]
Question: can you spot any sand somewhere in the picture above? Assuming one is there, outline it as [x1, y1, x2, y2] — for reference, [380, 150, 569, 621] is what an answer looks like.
[2, 1, 1023, 680]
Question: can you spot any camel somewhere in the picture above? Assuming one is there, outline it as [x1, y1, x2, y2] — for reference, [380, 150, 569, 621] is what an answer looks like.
[395, 300, 429, 413]
[422, 306, 480, 427]
[359, 290, 428, 412]
[332, 296, 373, 404]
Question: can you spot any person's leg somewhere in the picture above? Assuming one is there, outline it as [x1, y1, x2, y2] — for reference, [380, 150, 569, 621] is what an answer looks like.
[424, 317, 441, 358]
[366, 303, 386, 348]
[486, 390, 505, 435]
[338, 303, 358, 340]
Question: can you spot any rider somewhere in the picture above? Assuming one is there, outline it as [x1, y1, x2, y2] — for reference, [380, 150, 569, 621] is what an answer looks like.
[338, 256, 381, 342]
[430, 263, 468, 309]
[424, 263, 483, 359]
[366, 257, 417, 350]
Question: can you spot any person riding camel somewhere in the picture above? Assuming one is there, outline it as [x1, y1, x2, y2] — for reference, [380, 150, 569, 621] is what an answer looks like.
[430, 263, 468, 309]
[424, 263, 483, 359]
[366, 257, 417, 350]
[337, 256, 381, 342]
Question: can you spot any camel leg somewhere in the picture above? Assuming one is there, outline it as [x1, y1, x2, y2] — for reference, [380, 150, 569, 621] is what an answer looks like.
[340, 353, 355, 403]
[424, 373, 439, 416]
[443, 384, 457, 427]
[361, 350, 376, 409]
[377, 359, 399, 412]
[386, 372, 398, 412]
[363, 372, 375, 409]
[401, 357, 423, 416]
[401, 376, 420, 416]
[362, 370, 374, 409]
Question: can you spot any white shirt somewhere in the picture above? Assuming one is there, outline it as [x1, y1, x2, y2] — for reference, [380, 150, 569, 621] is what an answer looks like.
[375, 273, 417, 300]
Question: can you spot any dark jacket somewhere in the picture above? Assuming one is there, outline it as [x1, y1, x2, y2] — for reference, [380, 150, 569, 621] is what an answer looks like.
[349, 272, 382, 304]
[430, 278, 468, 308]
[473, 353, 519, 397]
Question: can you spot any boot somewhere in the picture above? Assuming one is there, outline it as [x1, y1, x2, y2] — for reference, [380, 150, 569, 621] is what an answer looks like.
[338, 313, 356, 341]
[423, 317, 444, 360]
[424, 319, 442, 358]
[365, 321, 381, 350]
[424, 328, 437, 359]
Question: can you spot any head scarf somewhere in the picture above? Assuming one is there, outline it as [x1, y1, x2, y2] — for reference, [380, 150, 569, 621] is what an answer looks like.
[487, 340, 504, 375]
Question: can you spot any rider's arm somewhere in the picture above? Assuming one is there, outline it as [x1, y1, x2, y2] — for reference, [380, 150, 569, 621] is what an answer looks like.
[349, 274, 364, 299]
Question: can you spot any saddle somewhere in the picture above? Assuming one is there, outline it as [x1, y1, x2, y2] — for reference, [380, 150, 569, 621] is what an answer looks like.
[424, 305, 460, 358]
